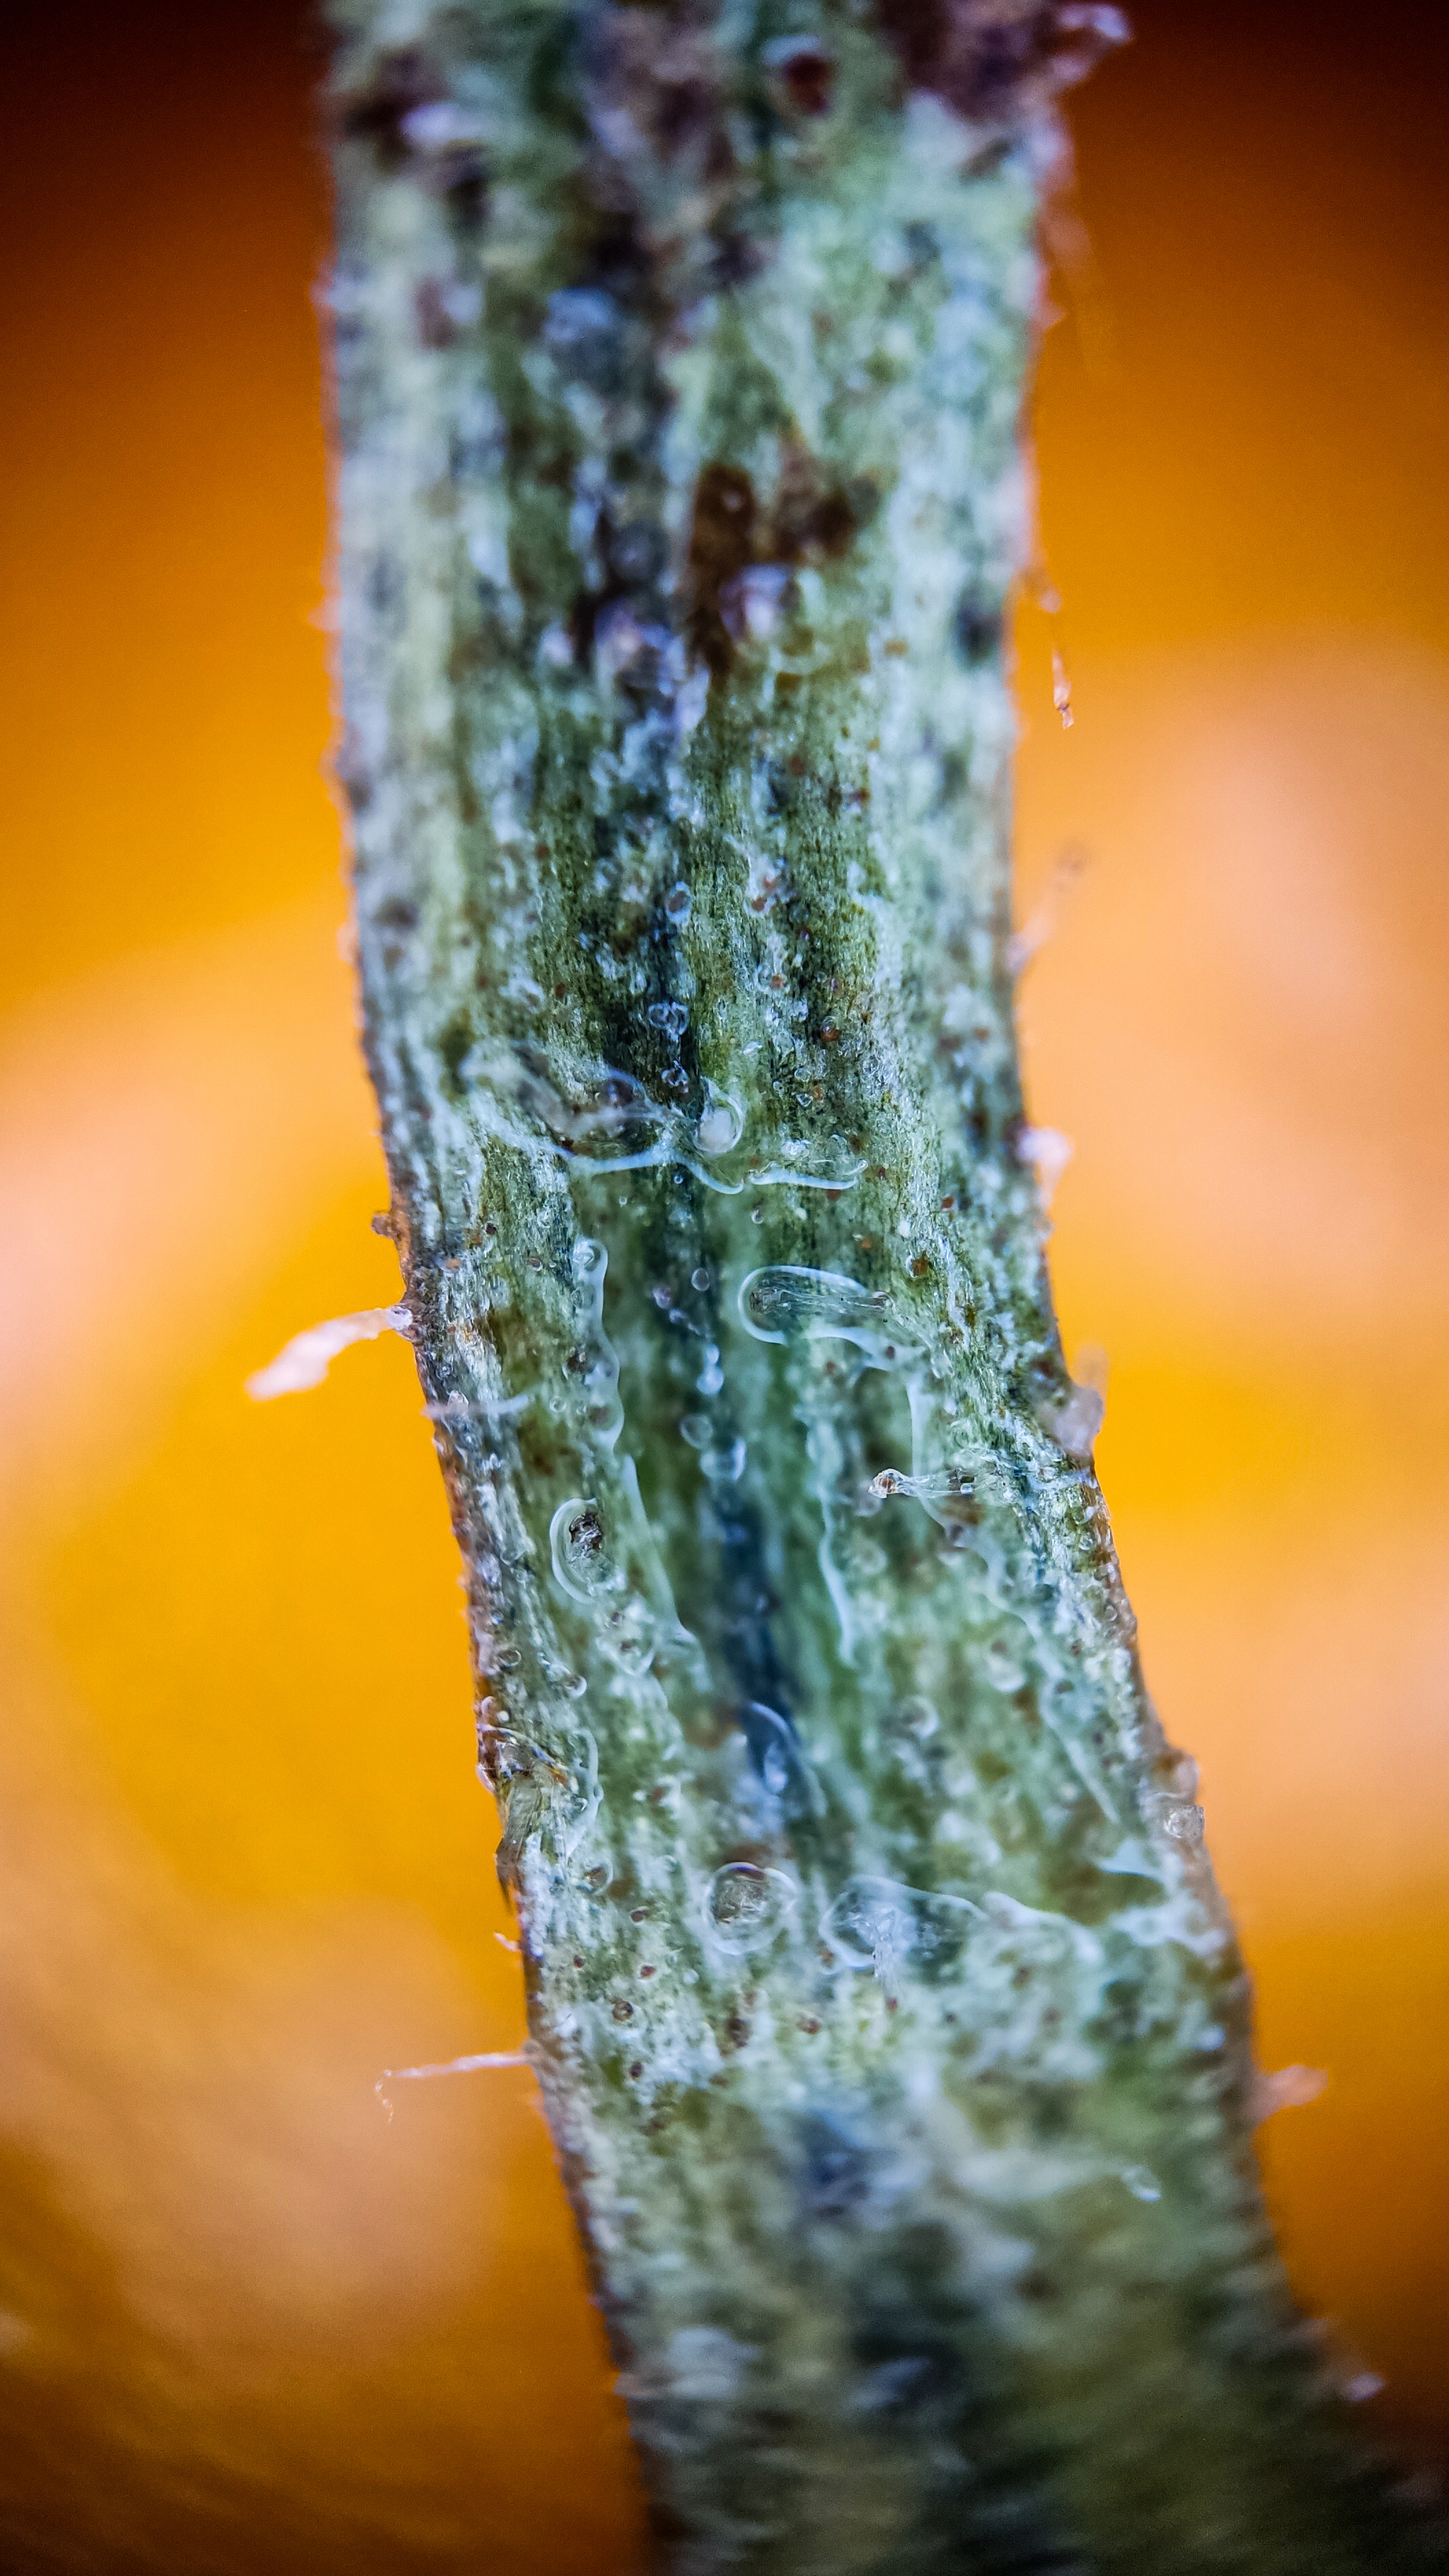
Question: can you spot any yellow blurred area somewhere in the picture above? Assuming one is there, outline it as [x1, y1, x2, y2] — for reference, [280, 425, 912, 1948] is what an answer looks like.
[1, 2, 1445, 2563]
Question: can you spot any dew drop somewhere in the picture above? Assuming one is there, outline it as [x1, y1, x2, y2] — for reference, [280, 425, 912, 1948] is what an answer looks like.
[550, 1498, 624, 1601]
[601, 1593, 661, 1675]
[705, 1862, 799, 1953]
[984, 1637, 1026, 1694]
[739, 1701, 821, 1816]
[695, 1080, 745, 1157]
[739, 1265, 908, 1365]
[821, 1876, 976, 1978]
[1162, 1802, 1206, 1847]
[541, 1657, 589, 1699]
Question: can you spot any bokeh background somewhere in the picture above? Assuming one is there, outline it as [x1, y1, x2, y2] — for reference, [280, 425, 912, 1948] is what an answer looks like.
[2, 1, 1446, 2564]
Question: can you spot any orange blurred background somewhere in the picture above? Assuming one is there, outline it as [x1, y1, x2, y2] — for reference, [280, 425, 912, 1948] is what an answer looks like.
[1, 3, 1445, 2563]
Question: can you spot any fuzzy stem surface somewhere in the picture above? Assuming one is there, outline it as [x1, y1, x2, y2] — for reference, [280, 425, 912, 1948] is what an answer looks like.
[328, 6, 1438, 2566]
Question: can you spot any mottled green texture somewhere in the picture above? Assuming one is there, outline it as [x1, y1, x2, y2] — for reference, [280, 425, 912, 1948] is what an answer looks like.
[327, 7, 1438, 2568]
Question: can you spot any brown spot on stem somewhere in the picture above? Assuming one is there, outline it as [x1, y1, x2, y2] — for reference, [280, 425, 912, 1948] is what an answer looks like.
[768, 40, 837, 118]
[342, 48, 439, 165]
[686, 466, 758, 676]
[877, 0, 1126, 130]
[686, 449, 879, 678]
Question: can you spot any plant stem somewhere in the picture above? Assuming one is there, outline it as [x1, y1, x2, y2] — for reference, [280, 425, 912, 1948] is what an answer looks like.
[327, 6, 1441, 2565]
